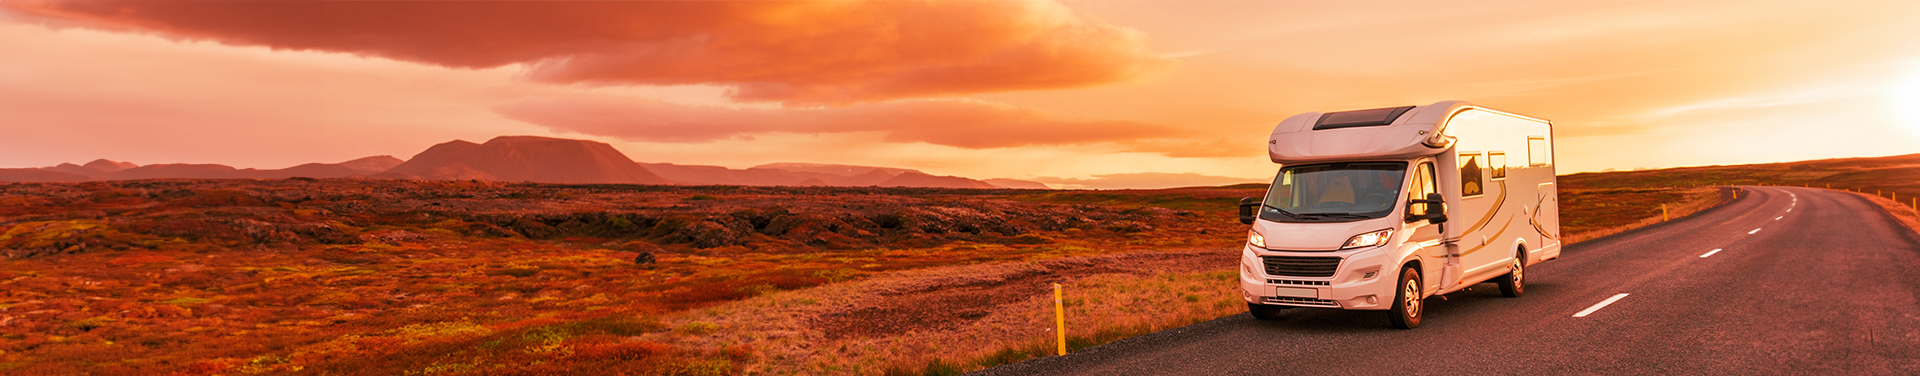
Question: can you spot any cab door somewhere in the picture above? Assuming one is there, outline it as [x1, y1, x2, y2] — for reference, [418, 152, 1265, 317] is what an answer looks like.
[1403, 161, 1451, 292]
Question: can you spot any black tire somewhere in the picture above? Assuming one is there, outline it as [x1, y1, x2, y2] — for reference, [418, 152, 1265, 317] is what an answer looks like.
[1388, 267, 1423, 329]
[1247, 302, 1290, 320]
[1496, 248, 1526, 297]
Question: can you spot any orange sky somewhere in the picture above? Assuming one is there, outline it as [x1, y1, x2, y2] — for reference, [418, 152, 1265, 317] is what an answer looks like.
[2, 1, 1917, 188]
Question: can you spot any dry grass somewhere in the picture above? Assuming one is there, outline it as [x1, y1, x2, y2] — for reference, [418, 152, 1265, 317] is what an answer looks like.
[624, 251, 1242, 375]
[1559, 187, 1727, 244]
[0, 180, 1256, 375]
[1848, 191, 1920, 237]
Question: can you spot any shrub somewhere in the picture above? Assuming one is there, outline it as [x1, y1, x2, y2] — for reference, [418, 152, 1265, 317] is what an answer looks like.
[158, 297, 209, 305]
[574, 340, 672, 361]
[674, 322, 718, 336]
[65, 317, 113, 332]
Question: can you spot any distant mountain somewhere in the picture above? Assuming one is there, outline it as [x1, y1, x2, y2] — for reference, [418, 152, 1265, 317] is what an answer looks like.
[83, 159, 138, 172]
[879, 171, 998, 189]
[112, 163, 251, 180]
[829, 169, 900, 186]
[982, 178, 1051, 189]
[752, 163, 919, 177]
[2, 156, 394, 182]
[377, 136, 670, 184]
[640, 163, 763, 186]
[42, 163, 100, 176]
[641, 162, 1023, 188]
[335, 156, 404, 174]
[250, 163, 361, 179]
[0, 137, 1048, 189]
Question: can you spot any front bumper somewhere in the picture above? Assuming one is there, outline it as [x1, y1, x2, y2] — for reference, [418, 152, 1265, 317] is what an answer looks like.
[1238, 244, 1398, 310]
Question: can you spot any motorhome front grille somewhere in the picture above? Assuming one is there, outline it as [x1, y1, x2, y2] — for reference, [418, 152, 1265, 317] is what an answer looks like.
[1264, 296, 1339, 307]
[1268, 279, 1330, 286]
[1262, 256, 1341, 277]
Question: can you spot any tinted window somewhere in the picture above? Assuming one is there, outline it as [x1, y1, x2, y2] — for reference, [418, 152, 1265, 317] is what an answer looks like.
[1314, 106, 1416, 130]
[1489, 152, 1507, 179]
[1460, 153, 1484, 197]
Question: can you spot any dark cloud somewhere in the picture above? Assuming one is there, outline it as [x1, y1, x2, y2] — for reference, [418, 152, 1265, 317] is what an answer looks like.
[2, 0, 1164, 105]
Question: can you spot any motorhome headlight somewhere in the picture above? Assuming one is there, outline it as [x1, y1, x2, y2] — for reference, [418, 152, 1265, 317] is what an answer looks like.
[1341, 229, 1394, 250]
[1247, 230, 1267, 249]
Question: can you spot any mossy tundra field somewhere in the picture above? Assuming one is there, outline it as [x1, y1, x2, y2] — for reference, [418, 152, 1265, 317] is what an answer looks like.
[6, 152, 1915, 375]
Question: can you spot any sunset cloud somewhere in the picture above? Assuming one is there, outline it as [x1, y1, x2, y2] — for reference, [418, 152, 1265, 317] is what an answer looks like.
[493, 95, 1176, 149]
[0, 0, 1163, 105]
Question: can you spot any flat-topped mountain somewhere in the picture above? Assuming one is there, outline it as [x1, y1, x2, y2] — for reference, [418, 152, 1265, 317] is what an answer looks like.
[375, 136, 671, 185]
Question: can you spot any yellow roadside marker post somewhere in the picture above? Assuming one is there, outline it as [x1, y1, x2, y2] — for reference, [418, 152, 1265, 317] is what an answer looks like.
[1053, 283, 1066, 356]
[1662, 204, 1669, 222]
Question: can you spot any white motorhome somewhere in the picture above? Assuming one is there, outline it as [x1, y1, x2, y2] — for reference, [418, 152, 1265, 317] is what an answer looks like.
[1236, 100, 1560, 329]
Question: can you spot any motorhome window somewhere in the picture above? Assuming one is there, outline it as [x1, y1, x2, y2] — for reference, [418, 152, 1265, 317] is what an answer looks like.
[1313, 106, 1416, 130]
[1460, 153, 1485, 197]
[1406, 162, 1438, 217]
[1528, 137, 1549, 166]
[1489, 152, 1507, 180]
[1261, 162, 1408, 223]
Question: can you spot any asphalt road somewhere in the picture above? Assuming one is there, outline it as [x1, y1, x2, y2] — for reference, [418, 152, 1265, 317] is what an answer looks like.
[973, 186, 1920, 375]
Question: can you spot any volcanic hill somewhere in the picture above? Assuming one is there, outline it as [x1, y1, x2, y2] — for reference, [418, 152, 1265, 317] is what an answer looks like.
[375, 136, 671, 185]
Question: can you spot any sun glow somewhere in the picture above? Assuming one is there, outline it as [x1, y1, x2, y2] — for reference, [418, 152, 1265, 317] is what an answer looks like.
[1891, 68, 1920, 139]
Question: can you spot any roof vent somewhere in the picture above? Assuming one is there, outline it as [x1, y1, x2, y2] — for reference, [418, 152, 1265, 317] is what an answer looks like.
[1313, 106, 1415, 130]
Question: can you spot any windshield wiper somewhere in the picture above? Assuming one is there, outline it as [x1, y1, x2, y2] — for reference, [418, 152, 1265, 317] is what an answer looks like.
[1297, 213, 1374, 219]
[1262, 205, 1311, 220]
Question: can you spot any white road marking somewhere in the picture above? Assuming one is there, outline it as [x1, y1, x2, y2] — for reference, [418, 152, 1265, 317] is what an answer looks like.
[1749, 228, 1762, 234]
[1775, 216, 1783, 220]
[1573, 293, 1631, 318]
[1700, 249, 1723, 258]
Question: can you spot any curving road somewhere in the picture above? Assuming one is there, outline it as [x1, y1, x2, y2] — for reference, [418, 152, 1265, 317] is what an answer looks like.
[974, 186, 1920, 375]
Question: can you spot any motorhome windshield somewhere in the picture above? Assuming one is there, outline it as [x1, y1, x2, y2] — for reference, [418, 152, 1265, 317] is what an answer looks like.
[1261, 162, 1408, 223]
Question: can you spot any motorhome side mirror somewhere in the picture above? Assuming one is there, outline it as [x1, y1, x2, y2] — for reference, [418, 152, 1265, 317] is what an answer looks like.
[1422, 193, 1447, 224]
[1238, 197, 1260, 225]
[1408, 193, 1447, 224]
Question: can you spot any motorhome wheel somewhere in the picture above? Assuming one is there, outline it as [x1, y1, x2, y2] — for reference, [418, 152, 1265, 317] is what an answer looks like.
[1497, 248, 1525, 297]
[1389, 267, 1422, 329]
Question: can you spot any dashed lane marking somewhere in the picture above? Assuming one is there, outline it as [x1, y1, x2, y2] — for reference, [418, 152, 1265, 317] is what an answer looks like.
[1749, 228, 1762, 234]
[1700, 249, 1723, 258]
[1573, 293, 1631, 318]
